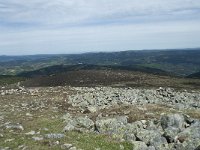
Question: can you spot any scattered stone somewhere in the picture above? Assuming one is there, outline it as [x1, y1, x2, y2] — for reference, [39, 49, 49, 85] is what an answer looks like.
[86, 106, 98, 113]
[0, 115, 4, 121]
[5, 124, 24, 131]
[25, 131, 36, 135]
[1, 92, 5, 96]
[1, 86, 200, 149]
[68, 87, 200, 110]
[42, 128, 49, 131]
[149, 136, 168, 150]
[5, 139, 14, 142]
[61, 144, 73, 149]
[160, 114, 185, 130]
[63, 116, 94, 132]
[136, 129, 162, 145]
[0, 147, 10, 150]
[54, 141, 60, 145]
[131, 141, 148, 150]
[69, 147, 77, 150]
[25, 113, 33, 117]
[45, 133, 65, 139]
[32, 136, 44, 141]
[123, 133, 136, 142]
[61, 113, 72, 122]
[119, 145, 124, 150]
[63, 124, 75, 132]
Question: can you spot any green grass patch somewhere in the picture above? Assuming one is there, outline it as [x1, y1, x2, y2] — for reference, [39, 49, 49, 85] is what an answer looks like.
[0, 75, 26, 86]
[0, 116, 132, 150]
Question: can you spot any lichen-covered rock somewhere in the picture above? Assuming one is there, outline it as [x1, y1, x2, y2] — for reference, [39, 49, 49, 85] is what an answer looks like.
[74, 116, 94, 130]
[149, 136, 169, 150]
[160, 114, 185, 130]
[131, 141, 148, 150]
[5, 124, 24, 131]
[123, 133, 136, 142]
[45, 133, 65, 139]
[68, 87, 200, 110]
[61, 143, 73, 150]
[63, 116, 94, 132]
[95, 116, 128, 140]
[32, 136, 44, 141]
[136, 129, 161, 145]
[163, 127, 180, 143]
[177, 125, 200, 143]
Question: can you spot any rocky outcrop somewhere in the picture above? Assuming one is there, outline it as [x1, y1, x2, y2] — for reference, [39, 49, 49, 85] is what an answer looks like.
[62, 113, 200, 150]
[63, 115, 94, 132]
[1, 86, 200, 149]
[68, 87, 200, 110]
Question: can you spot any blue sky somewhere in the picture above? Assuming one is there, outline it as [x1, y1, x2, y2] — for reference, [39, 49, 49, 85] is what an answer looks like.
[0, 0, 200, 55]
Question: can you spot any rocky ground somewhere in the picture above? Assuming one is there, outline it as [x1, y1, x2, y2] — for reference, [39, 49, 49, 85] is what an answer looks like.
[0, 86, 200, 150]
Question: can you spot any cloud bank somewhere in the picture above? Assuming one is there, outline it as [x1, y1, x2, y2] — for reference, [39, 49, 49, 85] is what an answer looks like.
[0, 0, 200, 55]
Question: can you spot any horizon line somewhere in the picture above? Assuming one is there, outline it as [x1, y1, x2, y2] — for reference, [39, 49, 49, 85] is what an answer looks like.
[0, 47, 200, 57]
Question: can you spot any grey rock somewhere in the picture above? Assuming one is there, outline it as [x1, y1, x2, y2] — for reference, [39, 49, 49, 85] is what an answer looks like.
[0, 147, 10, 150]
[75, 116, 94, 130]
[146, 120, 158, 130]
[4, 139, 14, 142]
[131, 141, 148, 150]
[177, 126, 200, 143]
[68, 87, 200, 111]
[183, 114, 194, 124]
[69, 147, 77, 150]
[148, 146, 156, 150]
[86, 106, 98, 113]
[120, 145, 124, 150]
[149, 136, 168, 150]
[63, 124, 75, 132]
[25, 131, 36, 135]
[136, 129, 161, 145]
[163, 127, 180, 143]
[45, 133, 65, 139]
[1, 92, 5, 96]
[5, 124, 24, 131]
[174, 103, 185, 110]
[61, 143, 73, 149]
[64, 116, 94, 132]
[25, 113, 33, 117]
[160, 114, 185, 130]
[123, 133, 136, 142]
[61, 113, 72, 122]
[32, 136, 44, 141]
[125, 123, 141, 135]
[0, 115, 4, 121]
[96, 116, 127, 140]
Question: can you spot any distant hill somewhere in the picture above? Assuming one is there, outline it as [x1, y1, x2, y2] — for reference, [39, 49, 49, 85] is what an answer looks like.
[18, 64, 171, 78]
[1, 48, 200, 76]
[187, 71, 200, 79]
[20, 68, 200, 89]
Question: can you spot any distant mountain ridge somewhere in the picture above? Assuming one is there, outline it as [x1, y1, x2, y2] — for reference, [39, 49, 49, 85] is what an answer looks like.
[187, 71, 200, 79]
[18, 64, 171, 78]
[0, 48, 200, 76]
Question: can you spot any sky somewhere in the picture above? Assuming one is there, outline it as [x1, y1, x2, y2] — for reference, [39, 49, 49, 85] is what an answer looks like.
[0, 0, 200, 55]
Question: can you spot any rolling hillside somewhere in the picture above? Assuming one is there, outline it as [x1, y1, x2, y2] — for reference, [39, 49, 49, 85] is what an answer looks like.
[187, 71, 200, 79]
[1, 48, 200, 76]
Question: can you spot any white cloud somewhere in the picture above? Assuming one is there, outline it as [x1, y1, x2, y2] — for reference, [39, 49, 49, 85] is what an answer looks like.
[1, 0, 200, 27]
[0, 0, 200, 54]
